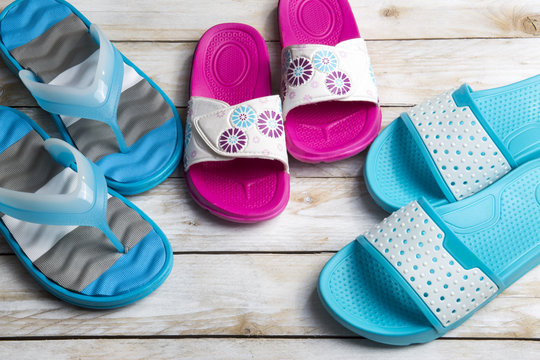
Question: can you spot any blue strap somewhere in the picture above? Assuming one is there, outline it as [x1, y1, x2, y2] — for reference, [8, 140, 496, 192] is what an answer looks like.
[0, 139, 125, 253]
[19, 25, 128, 153]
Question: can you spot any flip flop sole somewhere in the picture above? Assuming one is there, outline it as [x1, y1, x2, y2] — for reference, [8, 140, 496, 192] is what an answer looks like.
[0, 107, 173, 308]
[0, 0, 182, 195]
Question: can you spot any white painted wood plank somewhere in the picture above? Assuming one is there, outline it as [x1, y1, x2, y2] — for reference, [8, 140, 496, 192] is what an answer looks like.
[2, 174, 540, 254]
[129, 177, 385, 252]
[10, 106, 406, 180]
[0, 177, 385, 254]
[0, 254, 537, 338]
[0, 338, 538, 360]
[1, 39, 539, 108]
[0, 0, 538, 41]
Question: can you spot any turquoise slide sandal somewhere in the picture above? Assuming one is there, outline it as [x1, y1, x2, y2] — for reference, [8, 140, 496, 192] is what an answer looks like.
[365, 75, 540, 212]
[0, 107, 173, 308]
[319, 158, 540, 345]
[0, 0, 183, 195]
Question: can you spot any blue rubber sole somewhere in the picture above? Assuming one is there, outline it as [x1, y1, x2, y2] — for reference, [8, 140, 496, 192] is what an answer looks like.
[0, 107, 174, 309]
[0, 192, 174, 309]
[0, 0, 183, 195]
[321, 158, 540, 345]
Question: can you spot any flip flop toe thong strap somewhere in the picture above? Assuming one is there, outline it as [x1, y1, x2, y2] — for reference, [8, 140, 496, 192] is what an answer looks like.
[0, 139, 125, 253]
[19, 25, 128, 152]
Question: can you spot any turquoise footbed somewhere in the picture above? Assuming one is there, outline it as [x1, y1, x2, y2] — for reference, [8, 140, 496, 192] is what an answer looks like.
[366, 76, 540, 212]
[320, 159, 540, 345]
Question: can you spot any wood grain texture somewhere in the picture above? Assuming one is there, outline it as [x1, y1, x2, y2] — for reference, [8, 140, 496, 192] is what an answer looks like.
[9, 106, 406, 180]
[0, 338, 538, 360]
[0, 0, 537, 354]
[1, 39, 540, 108]
[0, 177, 386, 254]
[0, 254, 537, 338]
[0, 0, 539, 41]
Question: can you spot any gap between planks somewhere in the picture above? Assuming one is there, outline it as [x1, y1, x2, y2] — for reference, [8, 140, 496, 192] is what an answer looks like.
[0, 0, 537, 41]
[1, 39, 540, 108]
[0, 254, 537, 338]
[0, 338, 538, 360]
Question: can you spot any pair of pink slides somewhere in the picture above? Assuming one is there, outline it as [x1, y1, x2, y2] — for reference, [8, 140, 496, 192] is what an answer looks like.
[184, 0, 381, 222]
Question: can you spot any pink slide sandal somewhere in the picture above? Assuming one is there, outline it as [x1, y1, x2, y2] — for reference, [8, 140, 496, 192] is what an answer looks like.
[184, 23, 290, 223]
[279, 0, 382, 163]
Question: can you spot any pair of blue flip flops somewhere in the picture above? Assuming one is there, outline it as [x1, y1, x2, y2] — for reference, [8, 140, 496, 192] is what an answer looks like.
[319, 77, 540, 344]
[0, 0, 181, 308]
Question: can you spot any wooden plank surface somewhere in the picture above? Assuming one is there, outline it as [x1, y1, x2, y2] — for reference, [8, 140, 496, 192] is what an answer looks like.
[0, 254, 537, 338]
[2, 39, 540, 108]
[0, 339, 538, 360]
[0, 0, 538, 41]
[0, 0, 538, 356]
[0, 176, 384, 254]
[3, 107, 406, 180]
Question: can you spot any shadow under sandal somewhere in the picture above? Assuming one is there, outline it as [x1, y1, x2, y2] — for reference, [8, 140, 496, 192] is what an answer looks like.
[184, 23, 290, 223]
[279, 0, 382, 163]
[0, 0, 183, 195]
[365, 76, 540, 212]
[0, 107, 173, 308]
[319, 158, 540, 345]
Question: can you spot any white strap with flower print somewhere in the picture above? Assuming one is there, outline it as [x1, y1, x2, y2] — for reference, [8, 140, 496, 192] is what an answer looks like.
[281, 38, 379, 118]
[184, 95, 289, 172]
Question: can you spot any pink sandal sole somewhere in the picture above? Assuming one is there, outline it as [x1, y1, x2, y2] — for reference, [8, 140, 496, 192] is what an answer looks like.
[279, 0, 382, 163]
[186, 23, 290, 223]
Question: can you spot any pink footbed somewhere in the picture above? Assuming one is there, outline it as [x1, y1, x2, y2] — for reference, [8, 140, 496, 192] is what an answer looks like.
[187, 23, 290, 223]
[279, 0, 382, 163]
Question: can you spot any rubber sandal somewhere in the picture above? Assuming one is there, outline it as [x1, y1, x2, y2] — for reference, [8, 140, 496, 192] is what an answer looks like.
[0, 107, 173, 308]
[0, 0, 183, 195]
[365, 75, 540, 212]
[184, 23, 290, 223]
[319, 159, 540, 345]
[278, 0, 382, 163]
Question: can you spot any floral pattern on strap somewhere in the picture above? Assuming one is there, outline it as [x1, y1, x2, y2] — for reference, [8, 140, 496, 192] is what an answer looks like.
[287, 57, 313, 87]
[185, 96, 288, 173]
[219, 128, 247, 153]
[326, 71, 351, 96]
[280, 40, 383, 116]
[313, 50, 338, 73]
[231, 105, 256, 128]
[257, 110, 284, 138]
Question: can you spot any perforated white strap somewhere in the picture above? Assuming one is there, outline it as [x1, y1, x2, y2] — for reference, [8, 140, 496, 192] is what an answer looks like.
[406, 89, 511, 200]
[363, 201, 498, 328]
[281, 38, 378, 118]
[184, 95, 289, 172]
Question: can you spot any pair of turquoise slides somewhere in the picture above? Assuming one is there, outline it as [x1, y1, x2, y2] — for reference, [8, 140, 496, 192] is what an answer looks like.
[0, 0, 537, 346]
[319, 81, 540, 344]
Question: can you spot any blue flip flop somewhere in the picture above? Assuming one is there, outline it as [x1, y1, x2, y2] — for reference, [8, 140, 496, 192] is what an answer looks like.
[365, 75, 540, 212]
[0, 0, 183, 195]
[0, 107, 173, 308]
[319, 158, 540, 345]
